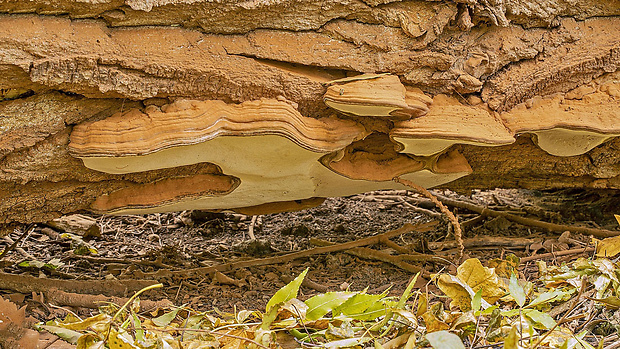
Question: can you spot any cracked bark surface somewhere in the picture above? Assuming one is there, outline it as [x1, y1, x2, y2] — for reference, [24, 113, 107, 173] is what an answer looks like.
[0, 0, 619, 224]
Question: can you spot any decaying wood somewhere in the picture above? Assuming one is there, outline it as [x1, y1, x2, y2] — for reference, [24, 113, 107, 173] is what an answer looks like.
[0, 271, 158, 297]
[433, 195, 620, 238]
[0, 1, 619, 224]
[45, 288, 172, 310]
[46, 214, 101, 238]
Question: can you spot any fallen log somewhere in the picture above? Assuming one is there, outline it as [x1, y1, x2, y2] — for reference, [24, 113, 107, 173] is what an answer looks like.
[0, 3, 619, 225]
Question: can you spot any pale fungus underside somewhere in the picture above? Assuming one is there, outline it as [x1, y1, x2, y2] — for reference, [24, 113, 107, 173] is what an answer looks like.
[64, 72, 620, 215]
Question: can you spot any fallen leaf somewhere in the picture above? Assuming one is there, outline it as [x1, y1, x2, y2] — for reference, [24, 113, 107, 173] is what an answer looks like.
[503, 326, 518, 349]
[457, 259, 506, 304]
[426, 331, 465, 349]
[595, 235, 620, 257]
[266, 268, 308, 312]
[522, 309, 556, 329]
[509, 274, 526, 307]
[304, 292, 354, 321]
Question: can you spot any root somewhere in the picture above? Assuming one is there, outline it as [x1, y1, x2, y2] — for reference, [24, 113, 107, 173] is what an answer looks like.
[394, 177, 465, 263]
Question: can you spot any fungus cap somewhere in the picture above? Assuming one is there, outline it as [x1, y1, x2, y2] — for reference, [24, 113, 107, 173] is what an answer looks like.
[501, 83, 620, 156]
[323, 74, 431, 119]
[69, 98, 367, 173]
[391, 94, 515, 156]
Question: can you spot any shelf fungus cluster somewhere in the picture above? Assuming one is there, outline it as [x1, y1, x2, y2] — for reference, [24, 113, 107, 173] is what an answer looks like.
[67, 74, 620, 215]
[69, 97, 471, 214]
[501, 81, 620, 157]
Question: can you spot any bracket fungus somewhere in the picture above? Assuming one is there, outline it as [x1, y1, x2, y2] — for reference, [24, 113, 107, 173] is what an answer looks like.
[320, 133, 473, 188]
[501, 82, 620, 157]
[323, 74, 432, 119]
[391, 94, 515, 156]
[69, 98, 369, 213]
[68, 98, 476, 214]
[91, 174, 240, 213]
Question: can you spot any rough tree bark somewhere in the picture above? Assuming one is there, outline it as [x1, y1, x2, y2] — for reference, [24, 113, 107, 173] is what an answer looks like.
[0, 0, 619, 224]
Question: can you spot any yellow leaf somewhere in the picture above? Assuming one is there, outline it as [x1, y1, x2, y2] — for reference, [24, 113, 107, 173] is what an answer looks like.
[421, 303, 450, 333]
[595, 235, 620, 257]
[108, 328, 139, 349]
[437, 274, 473, 311]
[457, 259, 505, 304]
[488, 254, 520, 279]
[615, 214, 620, 226]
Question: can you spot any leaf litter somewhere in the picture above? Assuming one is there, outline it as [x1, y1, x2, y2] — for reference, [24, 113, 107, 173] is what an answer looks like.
[22, 250, 620, 348]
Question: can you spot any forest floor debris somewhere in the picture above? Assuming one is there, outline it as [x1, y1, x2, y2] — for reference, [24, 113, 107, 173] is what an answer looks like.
[0, 189, 619, 348]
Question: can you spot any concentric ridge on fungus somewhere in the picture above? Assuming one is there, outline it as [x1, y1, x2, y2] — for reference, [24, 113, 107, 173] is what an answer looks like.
[69, 98, 367, 159]
[323, 74, 432, 119]
[391, 94, 515, 156]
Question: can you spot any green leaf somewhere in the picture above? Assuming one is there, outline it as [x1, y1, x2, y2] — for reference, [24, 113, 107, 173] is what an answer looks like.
[333, 292, 386, 317]
[397, 273, 419, 309]
[503, 326, 518, 349]
[19, 260, 46, 268]
[523, 309, 556, 329]
[39, 325, 83, 344]
[304, 292, 354, 321]
[527, 289, 570, 308]
[471, 289, 483, 313]
[509, 274, 526, 307]
[266, 268, 308, 312]
[130, 312, 144, 343]
[426, 331, 466, 349]
[152, 307, 181, 327]
[343, 298, 387, 321]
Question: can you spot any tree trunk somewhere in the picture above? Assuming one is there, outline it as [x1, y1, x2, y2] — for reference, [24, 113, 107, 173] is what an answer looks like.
[1, 0, 619, 224]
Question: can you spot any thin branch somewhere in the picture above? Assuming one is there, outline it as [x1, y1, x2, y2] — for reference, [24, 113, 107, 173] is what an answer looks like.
[0, 224, 35, 260]
[433, 194, 620, 238]
[138, 222, 437, 280]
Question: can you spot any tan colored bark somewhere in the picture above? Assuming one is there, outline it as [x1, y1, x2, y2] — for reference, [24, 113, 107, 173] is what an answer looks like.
[0, 0, 619, 224]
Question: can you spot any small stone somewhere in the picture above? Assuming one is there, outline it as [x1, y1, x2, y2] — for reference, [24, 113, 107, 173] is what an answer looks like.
[236, 239, 274, 256]
[280, 224, 310, 236]
[332, 224, 346, 233]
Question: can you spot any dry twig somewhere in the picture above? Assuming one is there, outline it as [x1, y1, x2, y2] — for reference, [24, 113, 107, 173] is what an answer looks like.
[433, 194, 620, 238]
[521, 247, 595, 263]
[0, 224, 35, 260]
[0, 271, 158, 297]
[46, 288, 172, 310]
